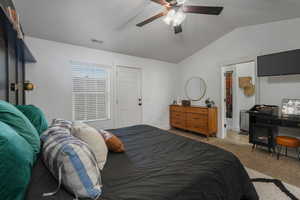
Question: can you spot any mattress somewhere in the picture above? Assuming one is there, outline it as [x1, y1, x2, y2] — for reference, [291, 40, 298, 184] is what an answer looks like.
[26, 125, 258, 200]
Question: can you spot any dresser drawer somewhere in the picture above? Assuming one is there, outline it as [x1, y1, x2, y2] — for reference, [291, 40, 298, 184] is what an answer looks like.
[186, 118, 208, 128]
[186, 113, 208, 121]
[170, 105, 185, 112]
[186, 107, 208, 114]
[186, 113, 208, 130]
[186, 120, 208, 133]
[171, 118, 186, 129]
[170, 111, 186, 120]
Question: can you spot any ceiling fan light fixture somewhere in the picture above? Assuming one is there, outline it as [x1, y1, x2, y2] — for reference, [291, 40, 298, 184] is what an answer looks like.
[163, 9, 176, 25]
[137, 0, 224, 35]
[172, 10, 186, 27]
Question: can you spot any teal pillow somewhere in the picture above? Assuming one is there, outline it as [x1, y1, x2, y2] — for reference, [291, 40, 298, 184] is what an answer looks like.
[16, 105, 48, 135]
[0, 100, 40, 156]
[0, 121, 34, 200]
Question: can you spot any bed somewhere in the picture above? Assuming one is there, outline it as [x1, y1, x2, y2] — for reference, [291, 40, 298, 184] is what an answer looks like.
[26, 125, 258, 200]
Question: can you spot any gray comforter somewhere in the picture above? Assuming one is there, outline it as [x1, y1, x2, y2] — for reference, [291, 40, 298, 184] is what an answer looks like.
[26, 125, 258, 200]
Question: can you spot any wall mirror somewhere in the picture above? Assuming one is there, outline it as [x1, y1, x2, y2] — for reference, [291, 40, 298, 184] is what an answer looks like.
[185, 77, 207, 101]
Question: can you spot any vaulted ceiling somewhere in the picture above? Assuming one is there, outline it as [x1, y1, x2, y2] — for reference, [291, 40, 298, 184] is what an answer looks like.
[14, 0, 300, 63]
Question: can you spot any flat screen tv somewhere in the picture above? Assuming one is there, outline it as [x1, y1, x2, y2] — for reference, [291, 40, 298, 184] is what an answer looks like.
[257, 49, 300, 77]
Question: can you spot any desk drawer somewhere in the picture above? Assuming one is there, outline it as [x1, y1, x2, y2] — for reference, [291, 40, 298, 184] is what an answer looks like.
[281, 120, 300, 128]
[255, 116, 280, 126]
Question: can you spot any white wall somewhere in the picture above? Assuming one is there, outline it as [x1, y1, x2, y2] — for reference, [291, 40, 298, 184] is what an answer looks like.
[178, 17, 300, 138]
[260, 75, 300, 106]
[25, 37, 178, 130]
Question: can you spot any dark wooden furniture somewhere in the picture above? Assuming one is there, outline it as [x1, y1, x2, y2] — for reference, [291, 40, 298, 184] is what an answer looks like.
[170, 105, 218, 137]
[249, 105, 300, 153]
[276, 136, 300, 160]
[249, 112, 278, 153]
[0, 3, 35, 105]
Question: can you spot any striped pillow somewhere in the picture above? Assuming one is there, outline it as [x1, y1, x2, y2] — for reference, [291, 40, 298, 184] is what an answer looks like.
[41, 123, 102, 199]
[50, 118, 73, 130]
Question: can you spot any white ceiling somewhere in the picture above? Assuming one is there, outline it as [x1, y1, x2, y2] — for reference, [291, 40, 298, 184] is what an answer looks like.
[14, 0, 300, 63]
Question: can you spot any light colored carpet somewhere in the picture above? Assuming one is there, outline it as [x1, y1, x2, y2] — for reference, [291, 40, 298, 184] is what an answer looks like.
[247, 168, 300, 200]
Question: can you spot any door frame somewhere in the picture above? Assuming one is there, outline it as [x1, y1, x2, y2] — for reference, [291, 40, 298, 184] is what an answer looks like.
[220, 58, 259, 139]
[115, 65, 143, 128]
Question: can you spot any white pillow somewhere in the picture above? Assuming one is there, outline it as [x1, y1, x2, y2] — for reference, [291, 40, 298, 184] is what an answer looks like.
[71, 122, 108, 170]
[41, 123, 102, 199]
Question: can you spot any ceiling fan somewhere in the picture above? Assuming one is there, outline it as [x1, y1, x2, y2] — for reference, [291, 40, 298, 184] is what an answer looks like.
[136, 0, 224, 34]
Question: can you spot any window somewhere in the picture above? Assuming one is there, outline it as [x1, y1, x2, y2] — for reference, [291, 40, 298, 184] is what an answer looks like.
[71, 62, 111, 121]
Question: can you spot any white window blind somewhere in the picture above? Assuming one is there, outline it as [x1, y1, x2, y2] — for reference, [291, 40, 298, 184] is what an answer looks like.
[71, 62, 110, 121]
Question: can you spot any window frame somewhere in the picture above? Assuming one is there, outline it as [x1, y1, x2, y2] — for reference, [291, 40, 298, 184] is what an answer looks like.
[71, 61, 112, 122]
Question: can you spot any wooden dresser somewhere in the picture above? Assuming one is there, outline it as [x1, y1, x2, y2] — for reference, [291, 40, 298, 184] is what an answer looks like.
[170, 105, 218, 137]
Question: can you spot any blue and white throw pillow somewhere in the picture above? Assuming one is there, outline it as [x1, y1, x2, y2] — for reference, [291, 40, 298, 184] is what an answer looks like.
[50, 118, 73, 130]
[41, 121, 102, 199]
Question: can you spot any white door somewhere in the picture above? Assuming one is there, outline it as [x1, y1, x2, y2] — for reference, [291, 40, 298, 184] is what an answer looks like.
[116, 66, 142, 128]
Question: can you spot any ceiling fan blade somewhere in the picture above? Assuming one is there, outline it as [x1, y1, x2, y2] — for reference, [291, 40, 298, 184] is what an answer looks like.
[115, 1, 152, 30]
[182, 6, 224, 15]
[174, 25, 183, 34]
[150, 0, 168, 6]
[136, 11, 167, 27]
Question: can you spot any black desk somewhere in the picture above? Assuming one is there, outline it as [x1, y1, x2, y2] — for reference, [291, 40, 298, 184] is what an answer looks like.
[249, 111, 300, 152]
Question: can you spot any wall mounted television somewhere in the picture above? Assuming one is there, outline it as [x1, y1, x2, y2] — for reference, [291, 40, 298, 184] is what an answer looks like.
[257, 49, 300, 77]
